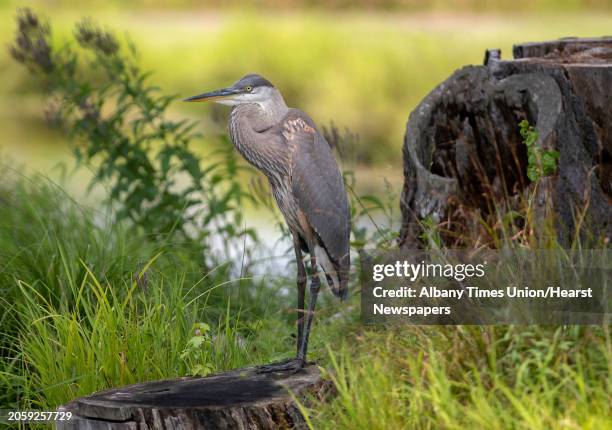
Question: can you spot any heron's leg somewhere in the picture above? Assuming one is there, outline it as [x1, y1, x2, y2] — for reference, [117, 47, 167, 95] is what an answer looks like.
[255, 245, 315, 374]
[256, 253, 319, 374]
[297, 253, 320, 362]
[293, 234, 307, 356]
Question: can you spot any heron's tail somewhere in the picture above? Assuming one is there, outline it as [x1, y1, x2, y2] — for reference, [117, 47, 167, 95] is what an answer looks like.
[314, 245, 349, 301]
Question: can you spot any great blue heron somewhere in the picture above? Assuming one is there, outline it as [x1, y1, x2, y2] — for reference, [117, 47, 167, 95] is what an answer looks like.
[184, 74, 350, 371]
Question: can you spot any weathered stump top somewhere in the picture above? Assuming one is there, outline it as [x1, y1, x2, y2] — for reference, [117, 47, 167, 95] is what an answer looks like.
[513, 37, 612, 63]
[57, 365, 325, 430]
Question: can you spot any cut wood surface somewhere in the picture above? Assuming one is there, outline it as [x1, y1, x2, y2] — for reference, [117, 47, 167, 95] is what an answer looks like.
[56, 364, 326, 430]
[399, 37, 612, 247]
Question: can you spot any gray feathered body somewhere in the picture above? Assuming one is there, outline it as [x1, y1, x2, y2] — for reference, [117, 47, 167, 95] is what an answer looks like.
[229, 103, 350, 299]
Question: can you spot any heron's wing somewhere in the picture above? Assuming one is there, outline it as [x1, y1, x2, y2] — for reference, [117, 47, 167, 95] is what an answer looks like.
[283, 110, 350, 265]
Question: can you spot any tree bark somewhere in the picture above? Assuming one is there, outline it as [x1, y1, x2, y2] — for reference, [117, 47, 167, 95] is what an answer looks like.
[56, 364, 326, 430]
[399, 37, 612, 247]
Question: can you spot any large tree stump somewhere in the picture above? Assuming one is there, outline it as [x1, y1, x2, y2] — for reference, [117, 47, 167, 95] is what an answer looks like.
[56, 365, 326, 430]
[399, 37, 612, 247]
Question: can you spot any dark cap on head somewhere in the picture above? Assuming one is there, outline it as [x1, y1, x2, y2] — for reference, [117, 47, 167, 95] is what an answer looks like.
[234, 73, 274, 89]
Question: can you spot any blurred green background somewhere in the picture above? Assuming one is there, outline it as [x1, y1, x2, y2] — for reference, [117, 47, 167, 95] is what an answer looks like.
[2, 0, 612, 193]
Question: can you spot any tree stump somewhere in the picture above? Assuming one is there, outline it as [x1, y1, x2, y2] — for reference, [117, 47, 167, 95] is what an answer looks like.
[399, 37, 612, 247]
[56, 365, 326, 430]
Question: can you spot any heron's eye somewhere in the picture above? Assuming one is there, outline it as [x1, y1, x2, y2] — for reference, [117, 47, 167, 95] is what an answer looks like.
[244, 86, 253, 92]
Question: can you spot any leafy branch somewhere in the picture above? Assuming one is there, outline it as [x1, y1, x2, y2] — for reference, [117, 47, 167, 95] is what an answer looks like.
[10, 9, 257, 262]
[519, 119, 560, 182]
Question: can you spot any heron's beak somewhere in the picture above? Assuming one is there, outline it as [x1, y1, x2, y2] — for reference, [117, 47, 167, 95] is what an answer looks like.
[182, 87, 241, 103]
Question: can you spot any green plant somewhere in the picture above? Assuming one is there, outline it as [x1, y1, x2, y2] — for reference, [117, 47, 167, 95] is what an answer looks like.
[9, 9, 256, 257]
[347, 179, 400, 251]
[418, 214, 443, 249]
[519, 119, 560, 182]
[180, 322, 215, 376]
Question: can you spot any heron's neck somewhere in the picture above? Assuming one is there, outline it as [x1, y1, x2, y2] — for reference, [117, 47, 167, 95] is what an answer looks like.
[229, 95, 290, 176]
[230, 89, 288, 134]
[231, 92, 287, 131]
[253, 91, 289, 128]
[262, 91, 289, 121]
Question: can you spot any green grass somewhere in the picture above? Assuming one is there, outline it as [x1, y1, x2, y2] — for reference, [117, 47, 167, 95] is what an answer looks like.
[15, 266, 281, 409]
[306, 326, 611, 429]
[0, 170, 293, 409]
[1, 171, 610, 428]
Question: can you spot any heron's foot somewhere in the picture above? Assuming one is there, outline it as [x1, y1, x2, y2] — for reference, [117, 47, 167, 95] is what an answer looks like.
[256, 358, 306, 374]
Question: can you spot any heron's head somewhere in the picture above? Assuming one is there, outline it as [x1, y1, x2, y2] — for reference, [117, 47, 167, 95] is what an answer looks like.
[183, 74, 277, 106]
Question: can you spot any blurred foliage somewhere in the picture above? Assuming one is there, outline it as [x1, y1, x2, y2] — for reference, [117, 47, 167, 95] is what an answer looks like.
[9, 9, 258, 261]
[2, 6, 612, 170]
[5, 0, 612, 11]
